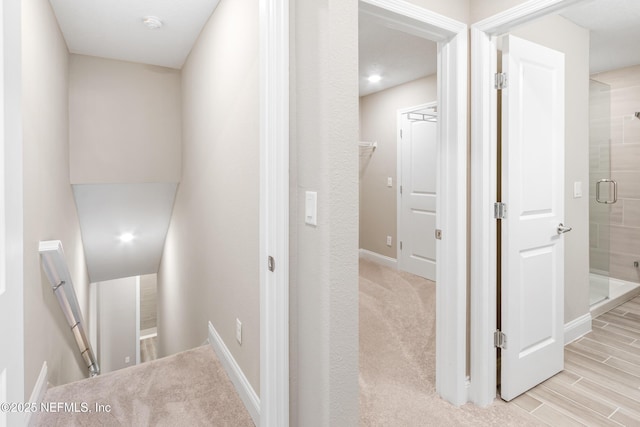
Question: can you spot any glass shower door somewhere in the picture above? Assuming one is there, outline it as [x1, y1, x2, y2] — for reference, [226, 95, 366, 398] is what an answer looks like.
[589, 79, 612, 305]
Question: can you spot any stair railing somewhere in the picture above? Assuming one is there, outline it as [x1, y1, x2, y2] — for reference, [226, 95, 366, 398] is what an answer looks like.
[39, 240, 99, 377]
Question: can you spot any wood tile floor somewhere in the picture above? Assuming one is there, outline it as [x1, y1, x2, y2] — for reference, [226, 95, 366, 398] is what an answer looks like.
[512, 295, 640, 426]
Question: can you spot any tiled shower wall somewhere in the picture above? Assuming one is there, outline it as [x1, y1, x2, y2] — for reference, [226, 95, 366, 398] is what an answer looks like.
[591, 65, 640, 284]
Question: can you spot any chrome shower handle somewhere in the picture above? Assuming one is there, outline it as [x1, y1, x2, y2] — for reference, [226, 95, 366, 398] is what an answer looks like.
[596, 179, 618, 204]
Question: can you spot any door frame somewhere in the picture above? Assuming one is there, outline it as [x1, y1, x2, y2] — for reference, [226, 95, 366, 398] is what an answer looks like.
[470, 0, 588, 406]
[1, 0, 25, 425]
[361, 0, 468, 405]
[259, 0, 289, 425]
[396, 101, 437, 278]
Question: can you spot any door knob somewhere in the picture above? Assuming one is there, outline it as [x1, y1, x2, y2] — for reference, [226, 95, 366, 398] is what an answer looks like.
[557, 223, 572, 235]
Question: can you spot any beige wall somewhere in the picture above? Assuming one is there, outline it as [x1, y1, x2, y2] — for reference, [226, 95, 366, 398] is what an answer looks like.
[69, 54, 182, 184]
[407, 0, 469, 23]
[471, 0, 528, 23]
[97, 277, 138, 373]
[591, 65, 640, 284]
[359, 75, 437, 258]
[290, 0, 360, 425]
[157, 0, 260, 393]
[22, 0, 90, 397]
[511, 15, 591, 323]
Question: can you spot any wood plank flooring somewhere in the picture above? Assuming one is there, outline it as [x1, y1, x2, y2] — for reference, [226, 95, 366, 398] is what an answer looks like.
[512, 295, 640, 426]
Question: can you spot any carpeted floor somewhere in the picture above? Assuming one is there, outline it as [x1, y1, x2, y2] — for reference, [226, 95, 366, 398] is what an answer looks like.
[359, 259, 543, 426]
[34, 345, 254, 426]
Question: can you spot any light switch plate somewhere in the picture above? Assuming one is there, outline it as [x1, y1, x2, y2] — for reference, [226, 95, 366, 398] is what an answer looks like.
[574, 181, 582, 198]
[387, 177, 393, 187]
[305, 191, 317, 226]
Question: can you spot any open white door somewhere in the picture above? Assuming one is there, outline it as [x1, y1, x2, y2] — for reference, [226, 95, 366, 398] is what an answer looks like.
[500, 35, 566, 401]
[398, 106, 437, 281]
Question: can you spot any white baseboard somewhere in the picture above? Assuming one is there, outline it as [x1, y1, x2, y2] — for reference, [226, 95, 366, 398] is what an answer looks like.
[359, 248, 397, 269]
[564, 313, 592, 345]
[25, 362, 48, 427]
[208, 322, 260, 425]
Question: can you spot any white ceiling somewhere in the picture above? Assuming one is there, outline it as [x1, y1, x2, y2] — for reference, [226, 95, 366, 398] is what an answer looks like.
[560, 0, 640, 73]
[359, 10, 437, 96]
[49, 0, 220, 69]
[73, 183, 177, 283]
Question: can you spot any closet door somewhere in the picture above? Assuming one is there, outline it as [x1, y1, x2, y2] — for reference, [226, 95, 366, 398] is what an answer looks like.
[399, 110, 437, 281]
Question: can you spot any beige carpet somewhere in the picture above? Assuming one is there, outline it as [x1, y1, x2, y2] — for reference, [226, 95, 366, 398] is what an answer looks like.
[34, 345, 254, 426]
[359, 259, 543, 426]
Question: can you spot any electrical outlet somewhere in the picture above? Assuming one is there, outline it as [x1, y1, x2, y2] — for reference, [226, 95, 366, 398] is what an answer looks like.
[386, 235, 392, 246]
[236, 318, 242, 345]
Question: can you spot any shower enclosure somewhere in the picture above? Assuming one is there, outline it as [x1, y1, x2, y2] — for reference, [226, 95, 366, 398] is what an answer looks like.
[589, 79, 614, 305]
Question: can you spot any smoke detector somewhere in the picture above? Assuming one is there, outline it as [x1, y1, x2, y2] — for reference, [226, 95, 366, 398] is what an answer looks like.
[142, 16, 163, 30]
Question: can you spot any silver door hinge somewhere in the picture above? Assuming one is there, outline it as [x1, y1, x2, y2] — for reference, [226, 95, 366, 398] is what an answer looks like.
[494, 72, 508, 90]
[400, 185, 403, 195]
[268, 256, 275, 272]
[494, 202, 507, 219]
[435, 229, 442, 240]
[400, 129, 403, 138]
[400, 241, 403, 250]
[494, 330, 507, 349]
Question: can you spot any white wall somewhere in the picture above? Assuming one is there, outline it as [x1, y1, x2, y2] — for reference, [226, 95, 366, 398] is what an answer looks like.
[157, 0, 260, 393]
[22, 0, 90, 396]
[97, 277, 138, 373]
[359, 75, 437, 258]
[511, 14, 591, 323]
[69, 54, 182, 184]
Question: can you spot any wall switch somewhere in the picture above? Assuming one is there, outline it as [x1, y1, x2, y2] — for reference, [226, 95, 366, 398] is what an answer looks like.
[125, 356, 130, 364]
[573, 181, 582, 198]
[387, 177, 393, 187]
[386, 235, 392, 246]
[236, 318, 242, 345]
[305, 191, 317, 226]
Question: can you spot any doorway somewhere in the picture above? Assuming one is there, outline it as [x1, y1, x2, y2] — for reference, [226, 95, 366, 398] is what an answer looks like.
[358, 0, 468, 407]
[472, 0, 640, 406]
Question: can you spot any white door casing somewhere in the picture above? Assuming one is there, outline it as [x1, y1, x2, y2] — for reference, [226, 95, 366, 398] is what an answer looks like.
[1, 0, 24, 425]
[259, 0, 289, 425]
[360, 0, 468, 405]
[500, 34, 565, 401]
[398, 103, 437, 281]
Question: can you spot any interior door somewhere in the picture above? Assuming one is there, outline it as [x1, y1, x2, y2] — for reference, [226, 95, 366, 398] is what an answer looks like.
[399, 108, 437, 281]
[500, 35, 566, 401]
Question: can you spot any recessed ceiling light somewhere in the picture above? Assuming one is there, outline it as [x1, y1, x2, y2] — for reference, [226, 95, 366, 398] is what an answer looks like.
[119, 233, 135, 243]
[367, 74, 382, 83]
[143, 16, 163, 30]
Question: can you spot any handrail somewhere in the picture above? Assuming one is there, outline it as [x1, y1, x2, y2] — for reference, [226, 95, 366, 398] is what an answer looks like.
[39, 240, 99, 377]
